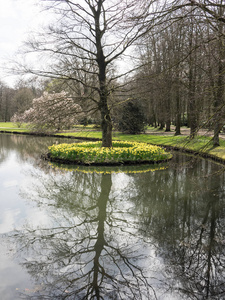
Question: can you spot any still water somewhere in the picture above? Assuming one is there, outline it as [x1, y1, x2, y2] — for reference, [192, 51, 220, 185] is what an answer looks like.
[0, 133, 224, 300]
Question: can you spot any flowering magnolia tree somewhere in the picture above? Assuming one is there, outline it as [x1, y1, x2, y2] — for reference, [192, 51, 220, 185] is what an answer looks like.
[11, 112, 25, 128]
[11, 91, 82, 133]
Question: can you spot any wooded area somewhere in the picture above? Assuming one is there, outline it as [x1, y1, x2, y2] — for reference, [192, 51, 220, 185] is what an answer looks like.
[0, 0, 225, 146]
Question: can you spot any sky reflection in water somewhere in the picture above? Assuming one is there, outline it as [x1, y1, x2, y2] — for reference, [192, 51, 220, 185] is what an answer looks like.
[0, 134, 225, 300]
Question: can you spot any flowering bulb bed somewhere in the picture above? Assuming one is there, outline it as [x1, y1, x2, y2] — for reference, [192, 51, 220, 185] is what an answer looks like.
[48, 141, 172, 165]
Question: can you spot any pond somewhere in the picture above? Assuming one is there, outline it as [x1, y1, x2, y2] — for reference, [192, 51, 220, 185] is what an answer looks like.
[0, 133, 225, 300]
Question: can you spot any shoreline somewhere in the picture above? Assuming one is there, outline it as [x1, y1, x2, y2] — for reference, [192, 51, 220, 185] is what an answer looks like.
[1, 130, 225, 166]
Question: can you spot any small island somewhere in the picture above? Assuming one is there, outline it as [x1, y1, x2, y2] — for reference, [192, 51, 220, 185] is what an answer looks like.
[47, 141, 172, 166]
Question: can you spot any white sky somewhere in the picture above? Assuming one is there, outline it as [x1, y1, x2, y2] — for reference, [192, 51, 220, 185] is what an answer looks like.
[0, 0, 49, 87]
[0, 0, 135, 87]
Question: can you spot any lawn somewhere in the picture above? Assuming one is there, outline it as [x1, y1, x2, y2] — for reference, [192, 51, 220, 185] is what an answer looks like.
[0, 122, 29, 131]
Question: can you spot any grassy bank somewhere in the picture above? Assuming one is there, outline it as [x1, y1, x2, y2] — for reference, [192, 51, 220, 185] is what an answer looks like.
[1, 122, 225, 162]
[57, 131, 225, 162]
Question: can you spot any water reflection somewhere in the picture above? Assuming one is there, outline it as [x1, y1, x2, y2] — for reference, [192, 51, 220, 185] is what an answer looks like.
[128, 157, 225, 299]
[1, 134, 224, 299]
[0, 134, 76, 170]
[12, 171, 157, 299]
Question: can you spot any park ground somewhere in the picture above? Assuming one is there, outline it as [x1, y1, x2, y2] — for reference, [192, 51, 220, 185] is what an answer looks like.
[1, 122, 225, 164]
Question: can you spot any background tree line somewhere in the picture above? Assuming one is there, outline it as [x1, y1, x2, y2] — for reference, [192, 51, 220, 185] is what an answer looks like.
[131, 1, 225, 146]
[0, 79, 40, 123]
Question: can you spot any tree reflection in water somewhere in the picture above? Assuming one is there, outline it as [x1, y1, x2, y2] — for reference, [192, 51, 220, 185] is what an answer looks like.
[11, 170, 157, 299]
[8, 154, 225, 300]
[128, 156, 225, 299]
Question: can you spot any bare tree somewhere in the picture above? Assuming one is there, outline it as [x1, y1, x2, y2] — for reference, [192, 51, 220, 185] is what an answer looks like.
[134, 1, 225, 144]
[0, 81, 15, 122]
[188, 1, 225, 145]
[189, 0, 225, 24]
[134, 17, 188, 135]
[16, 0, 166, 147]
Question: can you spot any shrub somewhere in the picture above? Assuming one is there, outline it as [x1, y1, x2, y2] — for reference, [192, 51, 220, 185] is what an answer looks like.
[117, 101, 147, 134]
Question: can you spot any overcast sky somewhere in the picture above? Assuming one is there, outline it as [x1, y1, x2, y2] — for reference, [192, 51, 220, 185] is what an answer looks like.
[0, 0, 133, 87]
[0, 0, 49, 87]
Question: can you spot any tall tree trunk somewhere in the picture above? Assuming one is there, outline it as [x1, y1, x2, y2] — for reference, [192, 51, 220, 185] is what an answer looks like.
[100, 100, 112, 147]
[98, 58, 112, 147]
[188, 18, 198, 139]
[213, 65, 223, 146]
[213, 5, 225, 147]
[95, 2, 112, 147]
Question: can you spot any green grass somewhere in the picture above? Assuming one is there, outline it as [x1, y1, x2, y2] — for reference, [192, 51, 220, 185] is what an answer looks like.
[0, 122, 29, 131]
[113, 133, 225, 161]
[113, 132, 184, 145]
[57, 131, 102, 139]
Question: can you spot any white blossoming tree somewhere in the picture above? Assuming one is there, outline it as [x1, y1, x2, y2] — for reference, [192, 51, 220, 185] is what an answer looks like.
[11, 91, 82, 133]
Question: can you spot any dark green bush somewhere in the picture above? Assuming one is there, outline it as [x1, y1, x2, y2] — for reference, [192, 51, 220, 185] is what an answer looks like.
[117, 101, 147, 134]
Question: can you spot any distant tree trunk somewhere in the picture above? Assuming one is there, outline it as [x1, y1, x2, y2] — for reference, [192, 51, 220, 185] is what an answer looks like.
[188, 73, 198, 138]
[159, 121, 165, 130]
[165, 120, 171, 132]
[165, 95, 171, 131]
[213, 122, 220, 146]
[189, 99, 198, 139]
[175, 109, 181, 135]
[175, 81, 181, 135]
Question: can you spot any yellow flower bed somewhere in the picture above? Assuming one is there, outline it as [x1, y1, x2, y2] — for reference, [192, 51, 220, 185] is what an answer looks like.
[48, 141, 172, 165]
